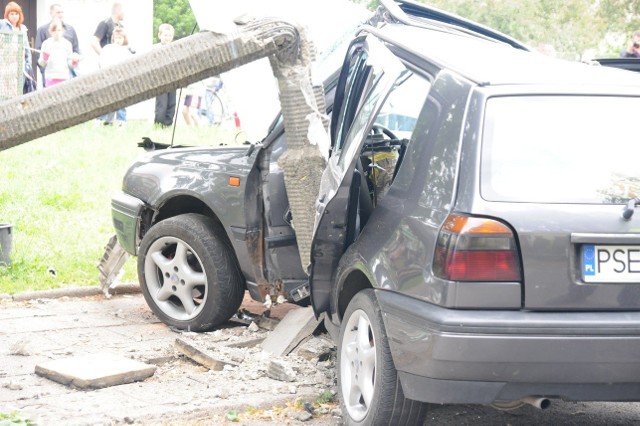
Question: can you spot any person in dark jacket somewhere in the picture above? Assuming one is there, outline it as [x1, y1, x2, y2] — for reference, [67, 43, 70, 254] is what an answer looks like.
[620, 30, 640, 58]
[154, 23, 176, 128]
[90, 1, 124, 55]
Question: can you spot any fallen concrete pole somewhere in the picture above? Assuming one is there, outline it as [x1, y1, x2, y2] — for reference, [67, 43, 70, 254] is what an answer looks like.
[0, 17, 327, 277]
[270, 27, 327, 270]
[0, 20, 297, 151]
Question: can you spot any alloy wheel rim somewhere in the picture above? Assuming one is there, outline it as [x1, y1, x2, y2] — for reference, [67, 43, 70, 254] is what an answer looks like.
[340, 308, 377, 421]
[144, 236, 207, 321]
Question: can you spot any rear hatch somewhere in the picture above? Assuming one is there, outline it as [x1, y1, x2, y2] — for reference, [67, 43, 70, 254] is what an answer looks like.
[478, 94, 640, 310]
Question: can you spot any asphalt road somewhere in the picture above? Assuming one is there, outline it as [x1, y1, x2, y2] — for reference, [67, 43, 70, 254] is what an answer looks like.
[426, 400, 640, 425]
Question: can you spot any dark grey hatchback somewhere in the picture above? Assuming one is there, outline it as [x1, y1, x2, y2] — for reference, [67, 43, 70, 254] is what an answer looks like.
[311, 4, 640, 425]
[111, 1, 640, 424]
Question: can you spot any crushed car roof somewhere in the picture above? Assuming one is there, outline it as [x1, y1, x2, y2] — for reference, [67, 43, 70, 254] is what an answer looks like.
[373, 23, 640, 90]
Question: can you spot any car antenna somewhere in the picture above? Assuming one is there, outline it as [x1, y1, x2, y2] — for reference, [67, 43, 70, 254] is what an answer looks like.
[622, 197, 640, 220]
[169, 23, 200, 148]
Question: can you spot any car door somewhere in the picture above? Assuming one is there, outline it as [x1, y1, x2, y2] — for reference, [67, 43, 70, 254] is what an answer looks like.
[309, 35, 407, 315]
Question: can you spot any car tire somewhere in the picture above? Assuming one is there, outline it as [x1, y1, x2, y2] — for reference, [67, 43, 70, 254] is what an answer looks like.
[137, 213, 244, 332]
[338, 289, 427, 425]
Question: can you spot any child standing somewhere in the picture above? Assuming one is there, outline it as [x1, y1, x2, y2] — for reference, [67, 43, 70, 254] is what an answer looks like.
[38, 19, 78, 87]
[99, 27, 133, 126]
[154, 23, 176, 128]
[182, 80, 205, 127]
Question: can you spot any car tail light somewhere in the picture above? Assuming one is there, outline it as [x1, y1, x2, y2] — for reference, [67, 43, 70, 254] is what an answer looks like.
[433, 214, 521, 281]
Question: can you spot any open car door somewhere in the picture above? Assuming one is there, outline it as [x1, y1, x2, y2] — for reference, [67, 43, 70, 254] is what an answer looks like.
[309, 35, 408, 315]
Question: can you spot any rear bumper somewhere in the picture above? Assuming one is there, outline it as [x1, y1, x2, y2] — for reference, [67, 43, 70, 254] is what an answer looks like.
[376, 290, 640, 404]
[111, 192, 145, 255]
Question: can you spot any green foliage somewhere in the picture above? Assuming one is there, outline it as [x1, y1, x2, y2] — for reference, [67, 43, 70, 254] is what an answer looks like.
[316, 390, 336, 404]
[153, 0, 197, 41]
[225, 410, 240, 422]
[351, 0, 640, 58]
[153, 0, 640, 56]
[0, 411, 34, 425]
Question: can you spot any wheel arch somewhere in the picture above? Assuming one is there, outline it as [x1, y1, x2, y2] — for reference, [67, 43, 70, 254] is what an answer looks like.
[154, 194, 218, 225]
[336, 267, 374, 322]
[141, 194, 231, 251]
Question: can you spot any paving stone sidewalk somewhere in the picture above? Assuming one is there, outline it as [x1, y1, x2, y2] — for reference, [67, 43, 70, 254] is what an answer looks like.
[0, 290, 340, 425]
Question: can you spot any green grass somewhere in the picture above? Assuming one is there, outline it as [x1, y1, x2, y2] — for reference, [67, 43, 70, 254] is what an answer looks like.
[0, 118, 240, 294]
[0, 410, 35, 425]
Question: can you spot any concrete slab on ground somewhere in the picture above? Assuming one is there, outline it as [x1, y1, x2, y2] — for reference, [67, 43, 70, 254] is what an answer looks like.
[35, 352, 156, 389]
[261, 306, 323, 356]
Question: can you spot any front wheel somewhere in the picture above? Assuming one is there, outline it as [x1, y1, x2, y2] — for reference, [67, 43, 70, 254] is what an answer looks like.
[137, 213, 244, 332]
[338, 289, 427, 425]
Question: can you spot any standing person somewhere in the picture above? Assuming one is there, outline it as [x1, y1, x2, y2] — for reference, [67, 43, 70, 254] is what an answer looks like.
[154, 23, 176, 128]
[0, 2, 32, 91]
[98, 27, 133, 126]
[620, 30, 640, 58]
[182, 80, 205, 127]
[91, 1, 124, 126]
[38, 19, 78, 87]
[90, 1, 124, 56]
[35, 3, 80, 87]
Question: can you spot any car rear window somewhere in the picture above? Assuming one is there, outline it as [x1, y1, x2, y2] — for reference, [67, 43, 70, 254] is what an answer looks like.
[481, 95, 640, 204]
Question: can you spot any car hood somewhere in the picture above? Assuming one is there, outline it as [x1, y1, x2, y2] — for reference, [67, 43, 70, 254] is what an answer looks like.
[123, 145, 258, 204]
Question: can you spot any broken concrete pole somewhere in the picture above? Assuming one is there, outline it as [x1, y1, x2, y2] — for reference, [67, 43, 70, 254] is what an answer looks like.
[0, 20, 297, 151]
[270, 26, 328, 271]
[261, 306, 322, 356]
[1, 16, 328, 283]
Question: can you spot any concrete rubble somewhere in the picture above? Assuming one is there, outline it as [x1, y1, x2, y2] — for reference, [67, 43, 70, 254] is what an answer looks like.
[261, 306, 324, 357]
[35, 353, 156, 390]
[0, 291, 340, 425]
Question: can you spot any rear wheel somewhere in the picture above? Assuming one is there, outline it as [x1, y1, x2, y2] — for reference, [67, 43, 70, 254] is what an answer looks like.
[137, 213, 244, 331]
[338, 289, 427, 425]
[200, 90, 224, 126]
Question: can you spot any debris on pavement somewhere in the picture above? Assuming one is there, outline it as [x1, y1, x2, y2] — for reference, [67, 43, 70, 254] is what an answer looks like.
[261, 306, 324, 356]
[1, 292, 339, 425]
[175, 337, 242, 371]
[9, 338, 31, 356]
[97, 234, 130, 297]
[34, 352, 157, 390]
[267, 359, 297, 382]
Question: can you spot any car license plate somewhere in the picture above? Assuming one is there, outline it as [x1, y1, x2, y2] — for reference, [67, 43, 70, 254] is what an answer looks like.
[582, 245, 640, 283]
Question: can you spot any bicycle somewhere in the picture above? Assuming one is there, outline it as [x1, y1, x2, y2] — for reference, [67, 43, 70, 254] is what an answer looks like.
[198, 77, 225, 126]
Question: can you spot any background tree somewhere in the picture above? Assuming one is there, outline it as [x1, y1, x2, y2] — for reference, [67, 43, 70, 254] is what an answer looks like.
[353, 0, 640, 59]
[153, 0, 640, 58]
[153, 0, 197, 41]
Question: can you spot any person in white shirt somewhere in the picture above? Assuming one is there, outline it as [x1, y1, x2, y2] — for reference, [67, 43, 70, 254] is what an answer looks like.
[38, 19, 79, 87]
[98, 27, 134, 126]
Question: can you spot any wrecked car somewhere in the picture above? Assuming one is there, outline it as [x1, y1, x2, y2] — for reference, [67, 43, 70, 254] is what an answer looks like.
[112, 0, 640, 424]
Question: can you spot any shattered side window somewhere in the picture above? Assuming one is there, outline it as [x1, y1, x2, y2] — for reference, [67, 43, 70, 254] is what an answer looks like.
[334, 49, 371, 154]
[363, 71, 431, 201]
[374, 71, 430, 140]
